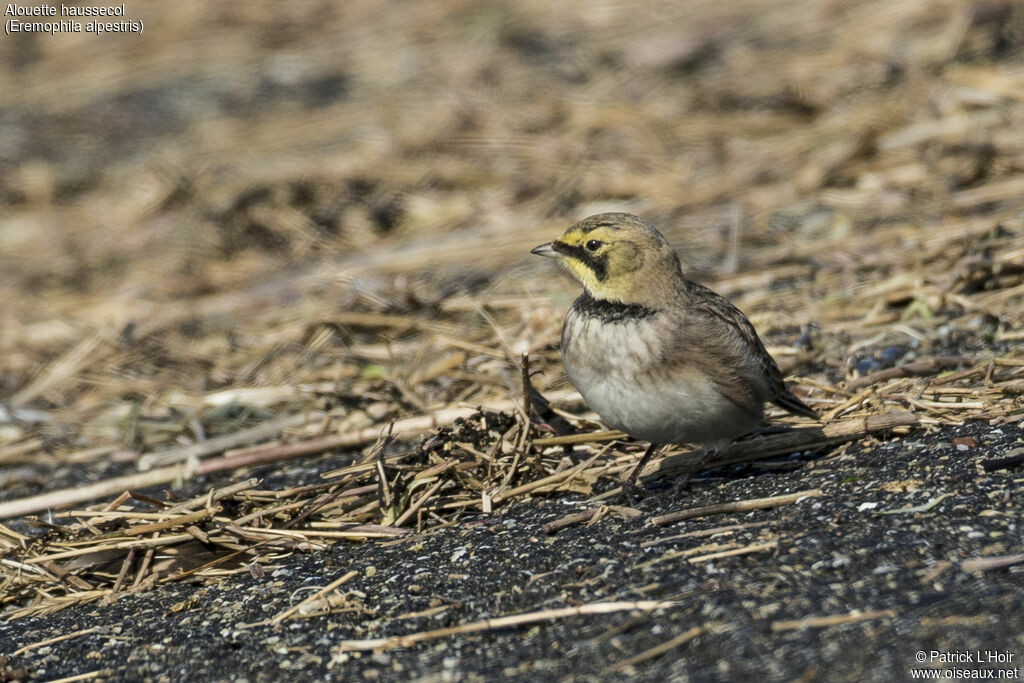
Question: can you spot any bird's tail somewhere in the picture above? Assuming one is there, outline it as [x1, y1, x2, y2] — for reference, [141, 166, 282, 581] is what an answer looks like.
[773, 388, 818, 420]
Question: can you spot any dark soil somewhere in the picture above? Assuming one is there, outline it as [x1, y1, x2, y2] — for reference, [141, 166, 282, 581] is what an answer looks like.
[3, 421, 1022, 682]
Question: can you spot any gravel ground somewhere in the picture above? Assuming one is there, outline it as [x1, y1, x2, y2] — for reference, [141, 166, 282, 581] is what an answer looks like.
[3, 420, 1022, 682]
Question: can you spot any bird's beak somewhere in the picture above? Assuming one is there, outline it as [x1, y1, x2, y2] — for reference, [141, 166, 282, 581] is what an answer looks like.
[531, 242, 559, 258]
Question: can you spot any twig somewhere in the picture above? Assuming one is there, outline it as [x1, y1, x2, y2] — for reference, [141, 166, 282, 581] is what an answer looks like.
[11, 627, 99, 656]
[269, 570, 359, 624]
[543, 505, 641, 534]
[0, 438, 45, 464]
[771, 609, 896, 632]
[639, 521, 773, 547]
[395, 605, 450, 621]
[634, 542, 743, 571]
[875, 493, 954, 515]
[1, 557, 61, 579]
[845, 356, 973, 390]
[100, 491, 132, 513]
[25, 534, 194, 563]
[687, 539, 778, 563]
[961, 553, 1024, 573]
[272, 527, 408, 539]
[605, 626, 704, 673]
[0, 520, 31, 542]
[105, 548, 135, 604]
[37, 670, 112, 683]
[543, 508, 603, 534]
[521, 351, 532, 420]
[374, 424, 397, 512]
[332, 600, 676, 654]
[392, 477, 445, 528]
[651, 490, 822, 526]
[138, 411, 327, 470]
[165, 478, 260, 514]
[0, 465, 193, 520]
[123, 507, 221, 536]
[131, 544, 157, 588]
[198, 406, 501, 474]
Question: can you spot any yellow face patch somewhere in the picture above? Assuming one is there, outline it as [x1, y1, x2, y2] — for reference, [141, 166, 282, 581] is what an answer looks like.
[551, 225, 641, 299]
[561, 256, 603, 293]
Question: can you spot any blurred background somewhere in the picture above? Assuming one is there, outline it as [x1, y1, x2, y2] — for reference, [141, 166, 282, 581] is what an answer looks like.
[2, 0, 1023, 471]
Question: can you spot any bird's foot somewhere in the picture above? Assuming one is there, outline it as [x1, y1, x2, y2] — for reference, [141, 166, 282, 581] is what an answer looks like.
[618, 479, 647, 505]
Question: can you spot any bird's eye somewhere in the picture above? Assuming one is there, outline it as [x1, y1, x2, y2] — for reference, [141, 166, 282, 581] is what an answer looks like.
[585, 239, 603, 252]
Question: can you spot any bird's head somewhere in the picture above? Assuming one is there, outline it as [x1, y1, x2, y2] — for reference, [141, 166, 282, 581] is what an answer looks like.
[531, 212, 683, 306]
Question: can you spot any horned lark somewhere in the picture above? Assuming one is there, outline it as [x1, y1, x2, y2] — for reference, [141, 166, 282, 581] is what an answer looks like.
[532, 212, 817, 488]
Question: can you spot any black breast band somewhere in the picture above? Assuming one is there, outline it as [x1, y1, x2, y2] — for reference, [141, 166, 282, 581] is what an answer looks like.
[571, 291, 657, 323]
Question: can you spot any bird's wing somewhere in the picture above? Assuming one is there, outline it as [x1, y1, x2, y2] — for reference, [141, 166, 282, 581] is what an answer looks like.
[678, 281, 817, 420]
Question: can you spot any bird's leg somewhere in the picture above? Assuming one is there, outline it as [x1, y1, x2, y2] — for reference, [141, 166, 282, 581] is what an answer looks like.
[621, 442, 660, 500]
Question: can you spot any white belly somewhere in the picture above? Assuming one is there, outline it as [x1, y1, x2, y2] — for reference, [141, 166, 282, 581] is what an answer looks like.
[562, 313, 762, 445]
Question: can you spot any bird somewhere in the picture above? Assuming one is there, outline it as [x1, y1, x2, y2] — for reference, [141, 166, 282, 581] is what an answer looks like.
[531, 212, 817, 491]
